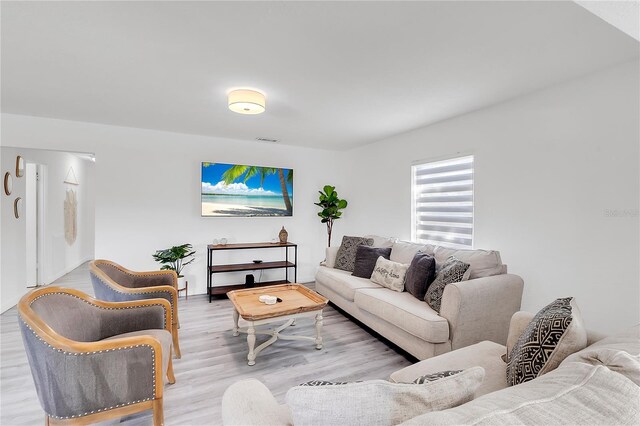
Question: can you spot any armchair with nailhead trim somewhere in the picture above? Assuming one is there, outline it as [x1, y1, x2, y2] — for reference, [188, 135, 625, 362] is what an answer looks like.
[18, 286, 175, 426]
[89, 259, 182, 358]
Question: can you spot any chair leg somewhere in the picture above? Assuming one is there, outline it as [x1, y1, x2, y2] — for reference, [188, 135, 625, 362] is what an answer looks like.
[167, 356, 176, 384]
[172, 326, 182, 359]
[153, 399, 164, 426]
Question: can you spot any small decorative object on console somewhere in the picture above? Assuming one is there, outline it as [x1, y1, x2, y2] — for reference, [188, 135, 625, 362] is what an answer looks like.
[279, 226, 288, 243]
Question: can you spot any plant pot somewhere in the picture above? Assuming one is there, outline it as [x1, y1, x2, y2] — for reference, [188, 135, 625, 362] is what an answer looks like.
[177, 276, 187, 294]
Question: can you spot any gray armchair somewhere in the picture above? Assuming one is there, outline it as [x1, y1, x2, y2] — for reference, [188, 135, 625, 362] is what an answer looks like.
[18, 286, 175, 426]
[89, 259, 182, 358]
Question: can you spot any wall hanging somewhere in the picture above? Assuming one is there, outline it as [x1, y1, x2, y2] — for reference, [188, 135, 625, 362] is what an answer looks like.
[201, 162, 293, 217]
[64, 189, 77, 245]
[14, 197, 23, 219]
[16, 156, 24, 177]
[64, 166, 79, 185]
[4, 172, 12, 195]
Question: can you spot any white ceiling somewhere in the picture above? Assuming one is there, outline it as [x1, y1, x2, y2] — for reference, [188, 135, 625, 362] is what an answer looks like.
[575, 0, 640, 41]
[1, 1, 638, 150]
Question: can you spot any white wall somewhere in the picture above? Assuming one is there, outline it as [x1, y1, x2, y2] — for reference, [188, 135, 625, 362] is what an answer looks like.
[0, 147, 95, 312]
[0, 116, 338, 299]
[339, 60, 640, 334]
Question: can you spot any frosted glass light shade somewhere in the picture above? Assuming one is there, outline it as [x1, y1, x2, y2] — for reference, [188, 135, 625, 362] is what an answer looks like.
[228, 89, 266, 114]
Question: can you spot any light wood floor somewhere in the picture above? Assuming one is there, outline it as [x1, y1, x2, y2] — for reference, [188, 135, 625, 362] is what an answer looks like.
[1, 263, 413, 425]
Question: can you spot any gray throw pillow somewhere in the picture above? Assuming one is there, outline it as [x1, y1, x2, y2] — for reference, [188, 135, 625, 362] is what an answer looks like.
[352, 246, 392, 278]
[424, 256, 470, 313]
[405, 252, 437, 300]
[506, 297, 587, 386]
[334, 236, 374, 272]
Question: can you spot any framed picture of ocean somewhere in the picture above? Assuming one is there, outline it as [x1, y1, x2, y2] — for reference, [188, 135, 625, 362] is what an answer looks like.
[201, 162, 293, 217]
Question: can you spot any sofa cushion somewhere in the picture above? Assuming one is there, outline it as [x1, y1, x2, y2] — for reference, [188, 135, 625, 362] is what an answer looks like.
[434, 247, 505, 279]
[352, 246, 392, 279]
[405, 252, 437, 300]
[507, 297, 587, 386]
[316, 266, 383, 302]
[355, 288, 449, 343]
[335, 236, 374, 272]
[390, 241, 435, 265]
[561, 324, 640, 385]
[286, 367, 485, 426]
[390, 340, 508, 397]
[425, 256, 471, 313]
[370, 257, 409, 292]
[400, 362, 640, 426]
[364, 234, 397, 248]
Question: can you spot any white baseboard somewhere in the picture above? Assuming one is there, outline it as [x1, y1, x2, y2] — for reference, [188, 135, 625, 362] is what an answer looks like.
[42, 256, 94, 286]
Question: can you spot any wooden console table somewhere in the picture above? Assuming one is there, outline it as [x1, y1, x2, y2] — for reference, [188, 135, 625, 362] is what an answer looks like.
[207, 242, 297, 302]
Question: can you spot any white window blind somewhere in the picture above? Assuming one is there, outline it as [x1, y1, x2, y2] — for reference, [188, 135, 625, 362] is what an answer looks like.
[412, 155, 474, 249]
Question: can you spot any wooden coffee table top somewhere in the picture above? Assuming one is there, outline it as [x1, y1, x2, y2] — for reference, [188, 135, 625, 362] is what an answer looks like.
[227, 284, 328, 321]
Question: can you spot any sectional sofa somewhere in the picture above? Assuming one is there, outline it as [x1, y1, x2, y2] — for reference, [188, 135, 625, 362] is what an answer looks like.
[314, 236, 525, 360]
[221, 318, 640, 425]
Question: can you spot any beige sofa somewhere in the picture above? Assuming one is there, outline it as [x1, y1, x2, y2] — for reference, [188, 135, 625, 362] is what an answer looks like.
[315, 238, 524, 360]
[221, 316, 640, 425]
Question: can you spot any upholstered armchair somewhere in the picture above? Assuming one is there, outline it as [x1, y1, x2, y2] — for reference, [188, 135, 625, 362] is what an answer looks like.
[89, 259, 182, 358]
[18, 286, 175, 426]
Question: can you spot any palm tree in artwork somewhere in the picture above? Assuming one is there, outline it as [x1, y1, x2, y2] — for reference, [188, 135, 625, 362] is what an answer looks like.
[219, 164, 293, 214]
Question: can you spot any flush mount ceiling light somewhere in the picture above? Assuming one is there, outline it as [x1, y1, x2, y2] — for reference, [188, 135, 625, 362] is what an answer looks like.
[228, 89, 266, 114]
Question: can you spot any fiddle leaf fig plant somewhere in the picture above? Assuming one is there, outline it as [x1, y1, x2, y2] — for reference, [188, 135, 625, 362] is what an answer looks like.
[152, 243, 196, 278]
[315, 185, 348, 247]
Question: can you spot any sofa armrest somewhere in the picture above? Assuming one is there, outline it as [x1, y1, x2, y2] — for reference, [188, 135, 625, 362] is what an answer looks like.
[506, 311, 534, 358]
[440, 274, 524, 349]
[222, 379, 292, 426]
[322, 246, 340, 268]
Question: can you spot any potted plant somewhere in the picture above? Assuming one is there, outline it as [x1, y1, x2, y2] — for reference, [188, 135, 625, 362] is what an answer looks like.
[315, 185, 348, 247]
[152, 244, 196, 288]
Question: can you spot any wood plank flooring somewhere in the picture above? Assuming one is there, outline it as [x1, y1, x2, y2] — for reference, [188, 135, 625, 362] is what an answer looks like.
[0, 263, 413, 425]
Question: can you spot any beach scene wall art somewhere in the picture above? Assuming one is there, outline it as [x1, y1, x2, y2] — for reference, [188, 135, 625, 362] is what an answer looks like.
[201, 162, 293, 217]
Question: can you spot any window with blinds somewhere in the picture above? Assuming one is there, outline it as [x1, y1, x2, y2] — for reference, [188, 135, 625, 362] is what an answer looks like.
[411, 155, 474, 249]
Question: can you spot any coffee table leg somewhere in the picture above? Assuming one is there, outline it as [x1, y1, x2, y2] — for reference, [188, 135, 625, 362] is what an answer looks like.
[247, 325, 256, 366]
[315, 311, 323, 350]
[232, 309, 239, 337]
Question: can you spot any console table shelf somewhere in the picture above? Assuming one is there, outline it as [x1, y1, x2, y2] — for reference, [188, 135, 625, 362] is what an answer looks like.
[209, 261, 295, 273]
[207, 242, 297, 301]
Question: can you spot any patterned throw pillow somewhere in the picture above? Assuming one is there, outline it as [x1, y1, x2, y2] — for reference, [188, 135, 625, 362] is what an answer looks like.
[405, 252, 437, 300]
[424, 256, 470, 313]
[334, 236, 374, 272]
[370, 257, 409, 292]
[412, 370, 463, 384]
[300, 380, 352, 386]
[352, 246, 393, 278]
[506, 297, 587, 386]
